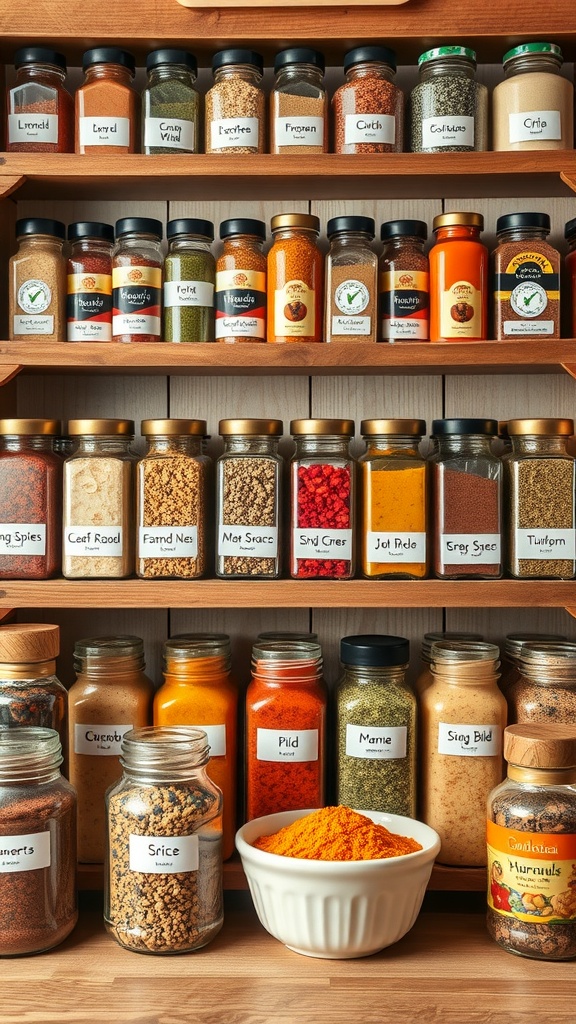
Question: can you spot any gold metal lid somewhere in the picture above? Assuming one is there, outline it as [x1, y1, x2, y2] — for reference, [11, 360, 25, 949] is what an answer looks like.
[0, 418, 61, 435]
[290, 418, 355, 436]
[271, 213, 320, 233]
[361, 418, 426, 436]
[504, 723, 576, 769]
[67, 418, 135, 435]
[141, 419, 207, 436]
[507, 417, 574, 436]
[0, 623, 60, 663]
[218, 418, 283, 436]
[432, 212, 484, 230]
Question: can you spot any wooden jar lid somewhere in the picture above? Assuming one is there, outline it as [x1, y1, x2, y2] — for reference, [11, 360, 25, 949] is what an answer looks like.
[504, 723, 576, 769]
[0, 623, 60, 663]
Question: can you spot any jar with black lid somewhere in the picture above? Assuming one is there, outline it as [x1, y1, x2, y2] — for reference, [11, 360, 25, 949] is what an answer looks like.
[67, 221, 114, 342]
[143, 49, 199, 154]
[410, 46, 488, 153]
[379, 220, 429, 342]
[76, 47, 139, 154]
[270, 48, 328, 154]
[164, 219, 215, 343]
[205, 49, 265, 154]
[7, 47, 73, 152]
[565, 217, 576, 338]
[333, 46, 404, 153]
[493, 213, 560, 340]
[112, 218, 164, 343]
[9, 217, 66, 342]
[215, 218, 267, 343]
[325, 217, 377, 343]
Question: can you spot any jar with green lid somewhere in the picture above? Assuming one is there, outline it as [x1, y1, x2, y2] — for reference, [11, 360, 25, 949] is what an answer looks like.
[270, 48, 328, 154]
[143, 49, 199, 154]
[414, 631, 483, 696]
[492, 42, 574, 151]
[335, 634, 416, 818]
[164, 220, 215, 342]
[505, 642, 576, 725]
[0, 624, 66, 755]
[325, 217, 378, 343]
[493, 213, 561, 340]
[410, 46, 488, 153]
[205, 49, 265, 154]
[499, 632, 567, 695]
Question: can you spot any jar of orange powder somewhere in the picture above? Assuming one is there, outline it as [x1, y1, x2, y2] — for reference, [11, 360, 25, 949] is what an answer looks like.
[429, 211, 488, 341]
[267, 213, 324, 342]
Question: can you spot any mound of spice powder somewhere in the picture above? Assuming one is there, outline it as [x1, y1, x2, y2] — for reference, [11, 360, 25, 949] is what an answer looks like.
[253, 805, 422, 860]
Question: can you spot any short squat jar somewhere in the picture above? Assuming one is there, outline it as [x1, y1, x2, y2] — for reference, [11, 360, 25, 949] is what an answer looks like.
[325, 216, 378, 343]
[205, 49, 265, 154]
[76, 47, 139, 154]
[0, 624, 66, 753]
[410, 46, 488, 153]
[332, 46, 404, 153]
[492, 42, 574, 152]
[143, 49, 199, 154]
[505, 642, 576, 726]
[379, 220, 430, 342]
[112, 217, 164, 343]
[270, 48, 328, 154]
[164, 219, 215, 343]
[493, 213, 561, 340]
[7, 47, 73, 152]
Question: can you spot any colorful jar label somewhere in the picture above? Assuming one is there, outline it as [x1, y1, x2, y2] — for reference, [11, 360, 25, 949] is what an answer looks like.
[487, 820, 576, 922]
[74, 723, 133, 756]
[218, 525, 278, 558]
[215, 269, 266, 339]
[366, 531, 426, 563]
[274, 116, 324, 146]
[210, 117, 259, 149]
[8, 112, 58, 145]
[164, 280, 214, 308]
[79, 116, 131, 147]
[64, 526, 123, 557]
[495, 251, 558, 336]
[508, 110, 561, 144]
[129, 833, 199, 874]
[345, 724, 407, 759]
[437, 723, 501, 756]
[0, 524, 46, 556]
[112, 265, 162, 338]
[344, 114, 395, 145]
[139, 526, 198, 558]
[440, 280, 482, 338]
[380, 270, 429, 340]
[293, 527, 353, 560]
[256, 727, 318, 762]
[67, 271, 113, 342]
[274, 280, 315, 337]
[144, 116, 195, 151]
[0, 832, 50, 873]
[422, 115, 474, 149]
[186, 724, 226, 757]
[515, 528, 576, 560]
[441, 533, 501, 565]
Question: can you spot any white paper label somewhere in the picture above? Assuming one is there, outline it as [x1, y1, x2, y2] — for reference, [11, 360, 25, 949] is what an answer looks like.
[441, 534, 501, 565]
[256, 728, 318, 762]
[8, 112, 58, 144]
[112, 313, 161, 337]
[0, 524, 46, 556]
[139, 526, 198, 559]
[331, 315, 372, 336]
[345, 724, 407, 760]
[74, 723, 133, 756]
[214, 316, 265, 339]
[367, 531, 426, 563]
[210, 117, 259, 149]
[292, 528, 353, 560]
[144, 116, 195, 151]
[274, 116, 324, 146]
[68, 320, 112, 342]
[508, 110, 561, 144]
[64, 526, 123, 557]
[503, 319, 555, 336]
[129, 833, 199, 874]
[515, 528, 576, 560]
[422, 115, 474, 148]
[437, 722, 501, 757]
[164, 281, 214, 308]
[0, 831, 50, 872]
[186, 724, 226, 757]
[382, 318, 429, 341]
[79, 116, 131, 147]
[13, 315, 54, 335]
[345, 114, 395, 145]
[218, 525, 278, 558]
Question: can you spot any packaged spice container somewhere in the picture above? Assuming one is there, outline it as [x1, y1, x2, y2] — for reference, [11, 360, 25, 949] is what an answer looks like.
[431, 418, 502, 579]
[270, 48, 328, 154]
[492, 43, 574, 152]
[0, 625, 66, 756]
[493, 213, 561, 340]
[215, 418, 283, 579]
[565, 217, 576, 338]
[379, 220, 430, 342]
[67, 221, 114, 342]
[112, 218, 163, 343]
[215, 219, 267, 343]
[164, 219, 215, 342]
[143, 49, 199, 154]
[76, 47, 139, 154]
[67, 635, 154, 863]
[268, 214, 323, 343]
[62, 418, 136, 579]
[155, 635, 237, 860]
[0, 419, 62, 579]
[505, 642, 576, 726]
[245, 640, 326, 820]
[0, 727, 77, 956]
[290, 418, 355, 579]
[487, 723, 576, 960]
[429, 212, 488, 341]
[105, 726, 223, 954]
[410, 46, 488, 153]
[205, 49, 265, 154]
[421, 640, 506, 866]
[7, 47, 73, 152]
[504, 418, 576, 579]
[335, 634, 416, 818]
[136, 418, 209, 579]
[359, 418, 428, 579]
[415, 631, 484, 696]
[499, 632, 568, 695]
[9, 217, 66, 342]
[332, 46, 404, 154]
[325, 216, 378, 343]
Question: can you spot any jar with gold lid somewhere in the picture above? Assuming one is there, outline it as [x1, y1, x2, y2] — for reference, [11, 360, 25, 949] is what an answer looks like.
[429, 212, 488, 341]
[0, 624, 66, 754]
[267, 214, 324, 343]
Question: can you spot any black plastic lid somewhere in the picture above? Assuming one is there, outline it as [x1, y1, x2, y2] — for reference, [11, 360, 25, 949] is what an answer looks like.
[68, 221, 115, 243]
[82, 48, 135, 73]
[16, 217, 66, 240]
[432, 418, 498, 436]
[274, 48, 325, 72]
[343, 46, 397, 73]
[219, 218, 266, 241]
[381, 219, 428, 242]
[212, 49, 263, 73]
[146, 49, 197, 73]
[340, 634, 409, 667]
[327, 216, 375, 238]
[496, 212, 551, 234]
[565, 217, 576, 240]
[167, 218, 214, 241]
[14, 47, 67, 71]
[115, 217, 163, 239]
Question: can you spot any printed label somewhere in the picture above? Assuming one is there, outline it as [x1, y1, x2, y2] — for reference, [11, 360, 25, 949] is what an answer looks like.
[64, 526, 123, 557]
[274, 116, 324, 146]
[79, 116, 131, 147]
[0, 831, 51, 873]
[366, 531, 426, 563]
[144, 116, 195, 151]
[344, 114, 395, 145]
[218, 525, 278, 558]
[380, 270, 429, 340]
[293, 528, 353, 560]
[210, 117, 259, 150]
[8, 113, 58, 145]
[437, 722, 501, 756]
[503, 319, 555, 336]
[139, 526, 198, 559]
[256, 727, 318, 762]
[129, 833, 199, 874]
[422, 115, 475, 149]
[164, 280, 214, 308]
[345, 724, 407, 760]
[274, 280, 315, 337]
[112, 264, 162, 338]
[74, 723, 133, 756]
[495, 251, 558, 334]
[331, 315, 371, 336]
[215, 269, 266, 339]
[439, 279, 482, 338]
[508, 110, 562, 144]
[515, 528, 576, 560]
[441, 533, 501, 565]
[13, 315, 54, 336]
[332, 279, 372, 335]
[67, 271, 113, 342]
[0, 524, 46, 556]
[185, 724, 226, 757]
[487, 819, 576, 922]
[18, 278, 51, 315]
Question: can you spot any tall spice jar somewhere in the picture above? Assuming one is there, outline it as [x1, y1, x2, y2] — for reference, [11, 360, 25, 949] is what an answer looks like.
[493, 213, 561, 340]
[324, 217, 378, 343]
[332, 46, 404, 154]
[415, 631, 484, 697]
[270, 49, 328, 154]
[205, 50, 265, 154]
[565, 217, 576, 337]
[379, 220, 430, 342]
[429, 212, 488, 341]
[492, 43, 574, 152]
[67, 221, 114, 342]
[499, 632, 567, 695]
[7, 47, 73, 152]
[76, 48, 139, 154]
[9, 217, 66, 342]
[112, 218, 164, 343]
[505, 642, 576, 726]
[164, 219, 215, 343]
[215, 219, 267, 343]
[0, 624, 67, 754]
[142, 49, 199, 155]
[410, 46, 488, 153]
[268, 214, 324, 343]
[245, 640, 326, 820]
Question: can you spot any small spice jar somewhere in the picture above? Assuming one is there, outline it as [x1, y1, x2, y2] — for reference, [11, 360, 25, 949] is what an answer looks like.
[270, 48, 328, 154]
[143, 49, 199, 154]
[105, 726, 223, 954]
[335, 634, 416, 818]
[205, 49, 265, 154]
[506, 642, 576, 726]
[414, 631, 484, 696]
[215, 418, 283, 579]
[0, 623, 67, 756]
[332, 45, 404, 154]
[499, 632, 568, 695]
[136, 418, 209, 579]
[493, 213, 561, 340]
[7, 47, 73, 152]
[62, 418, 136, 579]
[67, 221, 114, 342]
[410, 46, 488, 153]
[429, 212, 488, 341]
[67, 635, 154, 864]
[76, 47, 139, 154]
[215, 219, 267, 343]
[0, 727, 77, 956]
[565, 217, 576, 337]
[245, 640, 326, 820]
[290, 418, 355, 579]
[504, 418, 576, 579]
[164, 219, 215, 343]
[9, 217, 66, 342]
[379, 220, 430, 342]
[492, 42, 574, 152]
[325, 216, 378, 343]
[0, 418, 62, 579]
[487, 723, 576, 960]
[112, 218, 164, 343]
[359, 418, 428, 579]
[268, 214, 324, 343]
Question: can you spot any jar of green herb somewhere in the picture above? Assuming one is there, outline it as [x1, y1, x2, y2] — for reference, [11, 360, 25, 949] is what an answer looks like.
[142, 49, 199, 155]
[164, 219, 215, 342]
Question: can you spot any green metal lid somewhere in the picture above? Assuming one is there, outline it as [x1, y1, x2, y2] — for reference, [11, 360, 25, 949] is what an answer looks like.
[503, 42, 563, 65]
[418, 45, 476, 66]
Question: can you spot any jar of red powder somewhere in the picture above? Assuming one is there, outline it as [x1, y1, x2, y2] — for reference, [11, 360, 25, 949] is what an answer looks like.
[67, 221, 114, 342]
[289, 418, 356, 579]
[7, 47, 74, 152]
[112, 218, 163, 342]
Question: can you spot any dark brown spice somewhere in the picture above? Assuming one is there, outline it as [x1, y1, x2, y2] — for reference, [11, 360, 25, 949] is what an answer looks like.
[434, 468, 501, 577]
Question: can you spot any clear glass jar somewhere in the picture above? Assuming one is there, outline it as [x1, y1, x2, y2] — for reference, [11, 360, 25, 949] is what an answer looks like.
[62, 418, 136, 579]
[499, 632, 567, 695]
[270, 48, 328, 154]
[215, 418, 283, 579]
[410, 46, 488, 153]
[0, 419, 62, 579]
[136, 418, 209, 579]
[432, 418, 503, 579]
[76, 47, 139, 154]
[379, 220, 430, 342]
[257, 631, 319, 643]
[335, 634, 416, 817]
[9, 217, 66, 342]
[205, 49, 265, 154]
[268, 214, 324, 343]
[68, 635, 154, 864]
[414, 631, 484, 696]
[215, 219, 267, 343]
[112, 217, 164, 343]
[164, 219, 215, 343]
[492, 42, 574, 152]
[429, 212, 488, 341]
[496, 421, 512, 456]
[566, 217, 576, 338]
[493, 213, 561, 340]
[0, 624, 66, 755]
[504, 418, 576, 579]
[332, 46, 404, 153]
[487, 723, 576, 960]
[325, 216, 378, 343]
[290, 418, 355, 579]
[506, 642, 576, 725]
[359, 418, 428, 579]
[143, 49, 199, 154]
[7, 47, 73, 152]
[67, 221, 114, 342]
[0, 727, 77, 956]
[105, 726, 223, 954]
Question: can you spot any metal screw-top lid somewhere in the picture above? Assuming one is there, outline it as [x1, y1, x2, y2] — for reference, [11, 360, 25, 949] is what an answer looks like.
[212, 49, 264, 73]
[431, 418, 498, 436]
[82, 47, 135, 73]
[361, 418, 426, 437]
[0, 623, 60, 663]
[14, 47, 67, 71]
[504, 723, 576, 769]
[496, 212, 551, 234]
[343, 46, 397, 73]
[504, 633, 567, 660]
[380, 219, 428, 242]
[290, 418, 354, 436]
[274, 48, 325, 73]
[16, 217, 66, 241]
[141, 418, 207, 436]
[218, 418, 283, 437]
[418, 45, 477, 66]
[115, 217, 163, 240]
[433, 212, 484, 231]
[68, 221, 115, 243]
[67, 418, 135, 436]
[0, 418, 61, 436]
[219, 219, 266, 241]
[507, 417, 574, 436]
[327, 216, 375, 239]
[271, 214, 320, 234]
[146, 49, 197, 73]
[340, 634, 409, 667]
[167, 218, 214, 241]
[502, 42, 563, 67]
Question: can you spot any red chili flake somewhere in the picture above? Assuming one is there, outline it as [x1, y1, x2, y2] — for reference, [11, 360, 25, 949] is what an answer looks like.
[292, 462, 352, 579]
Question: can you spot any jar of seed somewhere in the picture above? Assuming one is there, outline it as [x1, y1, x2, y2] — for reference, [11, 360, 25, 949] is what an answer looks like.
[268, 213, 324, 343]
[410, 46, 488, 153]
[332, 46, 404, 154]
[215, 418, 283, 579]
[506, 642, 576, 725]
[493, 213, 561, 340]
[270, 48, 328, 154]
[215, 219, 267, 343]
[205, 49, 265, 154]
[9, 217, 66, 342]
[0, 624, 67, 754]
[164, 219, 215, 343]
[335, 634, 416, 818]
[325, 216, 378, 343]
[414, 631, 484, 697]
[143, 49, 199, 154]
[379, 220, 430, 342]
[499, 633, 568, 695]
[504, 418, 576, 579]
[67, 221, 114, 342]
[112, 218, 164, 343]
[492, 42, 574, 152]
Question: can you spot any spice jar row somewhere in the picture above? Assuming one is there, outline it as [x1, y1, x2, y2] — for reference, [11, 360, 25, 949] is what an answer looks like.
[6, 41, 573, 154]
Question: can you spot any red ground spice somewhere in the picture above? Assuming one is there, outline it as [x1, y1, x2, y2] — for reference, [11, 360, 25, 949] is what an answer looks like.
[292, 462, 352, 578]
[0, 448, 62, 579]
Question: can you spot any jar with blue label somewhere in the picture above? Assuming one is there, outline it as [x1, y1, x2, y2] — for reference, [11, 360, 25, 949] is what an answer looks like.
[410, 46, 488, 152]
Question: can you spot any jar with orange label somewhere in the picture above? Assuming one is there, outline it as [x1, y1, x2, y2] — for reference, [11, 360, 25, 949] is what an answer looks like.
[429, 212, 488, 341]
[267, 213, 324, 343]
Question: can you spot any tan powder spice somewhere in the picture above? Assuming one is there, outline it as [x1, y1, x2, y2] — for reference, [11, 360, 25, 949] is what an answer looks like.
[137, 454, 207, 579]
[205, 77, 265, 154]
[63, 457, 134, 578]
[270, 92, 328, 154]
[9, 234, 66, 342]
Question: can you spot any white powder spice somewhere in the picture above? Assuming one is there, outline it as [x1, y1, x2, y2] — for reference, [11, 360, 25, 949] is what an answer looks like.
[63, 457, 134, 578]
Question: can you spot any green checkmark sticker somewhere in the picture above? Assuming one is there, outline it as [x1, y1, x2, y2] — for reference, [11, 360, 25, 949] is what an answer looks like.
[28, 290, 43, 304]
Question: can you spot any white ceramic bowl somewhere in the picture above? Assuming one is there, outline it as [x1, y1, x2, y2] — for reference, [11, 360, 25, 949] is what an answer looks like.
[235, 808, 441, 959]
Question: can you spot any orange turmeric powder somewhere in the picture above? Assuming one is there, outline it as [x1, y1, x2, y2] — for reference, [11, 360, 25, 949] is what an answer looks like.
[253, 805, 422, 860]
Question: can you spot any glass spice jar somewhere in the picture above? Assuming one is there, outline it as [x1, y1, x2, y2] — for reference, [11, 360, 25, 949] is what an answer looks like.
[379, 220, 430, 342]
[215, 219, 267, 343]
[67, 221, 114, 342]
[332, 45, 404, 154]
[0, 624, 66, 753]
[414, 631, 484, 697]
[290, 418, 355, 579]
[205, 49, 265, 155]
[112, 218, 164, 343]
[492, 42, 574, 152]
[268, 214, 324, 343]
[164, 219, 215, 343]
[270, 48, 328, 154]
[325, 216, 378, 343]
[215, 418, 283, 579]
[143, 49, 199, 155]
[499, 632, 567, 695]
[257, 631, 319, 643]
[505, 642, 576, 726]
[493, 213, 561, 340]
[429, 212, 488, 341]
[76, 47, 139, 154]
[9, 217, 66, 342]
[105, 726, 223, 954]
[7, 47, 73, 152]
[565, 217, 576, 338]
[410, 46, 488, 153]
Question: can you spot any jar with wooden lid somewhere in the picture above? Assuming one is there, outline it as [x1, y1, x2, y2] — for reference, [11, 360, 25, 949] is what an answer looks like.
[7, 47, 73, 152]
[492, 43, 574, 152]
[205, 49, 265, 154]
[267, 214, 323, 343]
[414, 631, 483, 696]
[325, 217, 378, 343]
[429, 212, 488, 341]
[505, 642, 576, 726]
[332, 46, 404, 154]
[9, 217, 66, 342]
[493, 213, 561, 340]
[215, 219, 267, 343]
[487, 723, 576, 960]
[499, 632, 568, 695]
[270, 48, 328, 154]
[410, 46, 488, 153]
[379, 220, 430, 342]
[0, 624, 66, 754]
[76, 47, 139, 154]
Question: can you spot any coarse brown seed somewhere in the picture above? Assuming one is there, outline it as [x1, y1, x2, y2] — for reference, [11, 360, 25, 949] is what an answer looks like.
[138, 454, 207, 579]
[205, 78, 265, 154]
[218, 456, 278, 576]
[506, 458, 575, 578]
[332, 71, 404, 154]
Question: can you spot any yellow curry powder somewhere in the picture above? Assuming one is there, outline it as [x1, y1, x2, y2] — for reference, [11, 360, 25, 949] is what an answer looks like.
[253, 805, 423, 860]
[362, 463, 427, 577]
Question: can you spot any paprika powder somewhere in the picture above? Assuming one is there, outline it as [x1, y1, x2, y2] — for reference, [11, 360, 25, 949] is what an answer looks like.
[112, 218, 163, 343]
[267, 214, 324, 343]
[429, 212, 488, 341]
[67, 222, 114, 342]
[76, 48, 139, 154]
